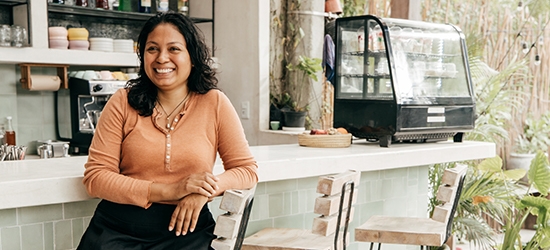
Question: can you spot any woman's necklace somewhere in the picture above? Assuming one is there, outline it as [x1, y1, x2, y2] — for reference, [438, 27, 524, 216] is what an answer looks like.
[157, 92, 191, 129]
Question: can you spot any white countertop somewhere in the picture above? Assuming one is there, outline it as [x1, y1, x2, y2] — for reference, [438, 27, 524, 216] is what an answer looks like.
[0, 140, 495, 210]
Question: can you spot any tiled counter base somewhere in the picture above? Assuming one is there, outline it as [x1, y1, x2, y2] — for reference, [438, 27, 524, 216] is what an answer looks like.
[0, 141, 495, 250]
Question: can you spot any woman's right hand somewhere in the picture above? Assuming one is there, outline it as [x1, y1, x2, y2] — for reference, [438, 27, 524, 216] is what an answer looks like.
[175, 172, 219, 199]
[150, 172, 219, 203]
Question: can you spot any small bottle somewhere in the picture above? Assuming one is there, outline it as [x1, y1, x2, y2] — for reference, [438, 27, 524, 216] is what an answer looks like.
[139, 0, 151, 13]
[157, 0, 169, 12]
[76, 0, 87, 7]
[178, 0, 189, 16]
[0, 123, 5, 145]
[117, 0, 132, 12]
[5, 116, 16, 146]
[96, 0, 109, 9]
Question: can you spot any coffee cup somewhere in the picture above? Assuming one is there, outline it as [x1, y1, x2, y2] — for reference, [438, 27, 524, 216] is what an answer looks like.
[99, 70, 113, 80]
[83, 70, 99, 80]
[270, 121, 280, 130]
[74, 71, 86, 79]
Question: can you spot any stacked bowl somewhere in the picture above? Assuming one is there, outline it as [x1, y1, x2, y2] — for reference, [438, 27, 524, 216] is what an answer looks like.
[67, 28, 89, 50]
[113, 39, 134, 53]
[89, 37, 114, 52]
[48, 27, 69, 49]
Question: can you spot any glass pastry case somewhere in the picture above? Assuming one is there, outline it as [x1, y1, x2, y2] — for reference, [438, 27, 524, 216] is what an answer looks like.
[333, 15, 475, 147]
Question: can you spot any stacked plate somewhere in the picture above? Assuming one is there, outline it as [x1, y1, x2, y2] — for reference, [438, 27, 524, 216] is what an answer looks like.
[89, 37, 114, 52]
[113, 39, 134, 53]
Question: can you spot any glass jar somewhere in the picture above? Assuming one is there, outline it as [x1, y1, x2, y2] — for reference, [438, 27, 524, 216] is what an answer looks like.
[139, 0, 151, 13]
[157, 0, 169, 12]
[0, 25, 11, 47]
[11, 25, 27, 47]
[178, 0, 189, 16]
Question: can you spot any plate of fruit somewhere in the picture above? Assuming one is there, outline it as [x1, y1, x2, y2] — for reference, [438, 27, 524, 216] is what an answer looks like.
[298, 128, 352, 148]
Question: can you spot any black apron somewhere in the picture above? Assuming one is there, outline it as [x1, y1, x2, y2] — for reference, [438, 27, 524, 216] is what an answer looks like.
[77, 200, 216, 250]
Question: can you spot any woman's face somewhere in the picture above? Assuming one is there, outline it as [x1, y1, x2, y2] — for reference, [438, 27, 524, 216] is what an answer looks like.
[144, 23, 192, 91]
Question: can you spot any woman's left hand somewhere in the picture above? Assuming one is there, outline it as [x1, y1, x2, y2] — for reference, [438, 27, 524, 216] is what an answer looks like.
[169, 193, 209, 236]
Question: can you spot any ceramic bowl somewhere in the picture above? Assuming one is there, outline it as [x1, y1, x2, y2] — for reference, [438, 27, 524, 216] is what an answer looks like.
[67, 28, 89, 41]
[69, 40, 89, 50]
[49, 39, 69, 49]
[48, 27, 68, 39]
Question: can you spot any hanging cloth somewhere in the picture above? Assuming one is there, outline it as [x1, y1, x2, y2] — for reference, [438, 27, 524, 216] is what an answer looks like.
[322, 34, 335, 82]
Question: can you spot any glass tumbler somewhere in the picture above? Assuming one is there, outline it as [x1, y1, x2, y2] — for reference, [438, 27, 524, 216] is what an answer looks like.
[11, 25, 27, 47]
[0, 25, 11, 47]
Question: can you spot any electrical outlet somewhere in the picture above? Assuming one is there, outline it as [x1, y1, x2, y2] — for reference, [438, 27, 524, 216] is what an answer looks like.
[241, 101, 250, 119]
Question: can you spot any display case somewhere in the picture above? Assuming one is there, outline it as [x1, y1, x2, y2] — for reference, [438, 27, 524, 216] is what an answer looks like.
[333, 15, 475, 147]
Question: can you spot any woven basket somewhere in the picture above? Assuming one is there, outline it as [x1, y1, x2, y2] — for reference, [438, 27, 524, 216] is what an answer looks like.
[298, 133, 352, 148]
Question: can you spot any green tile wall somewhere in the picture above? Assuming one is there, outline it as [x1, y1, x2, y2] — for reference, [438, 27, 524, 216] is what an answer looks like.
[238, 166, 429, 250]
[0, 166, 427, 250]
[0, 64, 61, 154]
[0, 199, 99, 250]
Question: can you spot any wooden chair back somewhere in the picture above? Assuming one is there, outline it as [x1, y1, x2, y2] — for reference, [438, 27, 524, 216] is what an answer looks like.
[312, 170, 361, 250]
[431, 164, 467, 244]
[211, 186, 256, 250]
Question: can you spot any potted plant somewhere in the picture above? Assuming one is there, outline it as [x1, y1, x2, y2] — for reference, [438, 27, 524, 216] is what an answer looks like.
[280, 55, 322, 128]
[429, 152, 550, 250]
[508, 113, 550, 182]
[497, 151, 550, 250]
[513, 113, 550, 154]
[269, 0, 323, 130]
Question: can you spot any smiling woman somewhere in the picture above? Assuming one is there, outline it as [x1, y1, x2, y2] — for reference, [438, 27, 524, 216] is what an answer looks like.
[143, 23, 193, 97]
[76, 11, 258, 250]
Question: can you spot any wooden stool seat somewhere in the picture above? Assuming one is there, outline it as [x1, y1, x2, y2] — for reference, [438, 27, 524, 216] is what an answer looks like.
[355, 216, 447, 246]
[354, 164, 467, 249]
[242, 170, 361, 250]
[242, 228, 337, 250]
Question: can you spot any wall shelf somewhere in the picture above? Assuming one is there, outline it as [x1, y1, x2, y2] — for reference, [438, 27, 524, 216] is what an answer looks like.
[48, 3, 154, 21]
[3, 0, 213, 67]
[0, 46, 139, 66]
[0, 0, 27, 7]
[47, 3, 213, 23]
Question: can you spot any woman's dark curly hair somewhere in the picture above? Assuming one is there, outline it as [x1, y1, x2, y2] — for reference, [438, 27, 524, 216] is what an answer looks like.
[126, 11, 218, 116]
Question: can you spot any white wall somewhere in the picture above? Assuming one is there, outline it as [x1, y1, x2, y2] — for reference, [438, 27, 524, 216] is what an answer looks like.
[215, 0, 298, 146]
[215, 0, 327, 146]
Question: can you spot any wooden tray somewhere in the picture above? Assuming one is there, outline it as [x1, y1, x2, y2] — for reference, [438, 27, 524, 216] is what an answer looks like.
[298, 133, 352, 148]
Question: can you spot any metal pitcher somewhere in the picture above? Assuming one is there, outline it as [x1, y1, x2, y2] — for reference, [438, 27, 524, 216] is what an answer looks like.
[38, 144, 53, 159]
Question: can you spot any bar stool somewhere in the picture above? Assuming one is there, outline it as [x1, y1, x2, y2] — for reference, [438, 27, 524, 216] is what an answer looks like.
[354, 164, 467, 250]
[211, 185, 256, 250]
[241, 170, 361, 250]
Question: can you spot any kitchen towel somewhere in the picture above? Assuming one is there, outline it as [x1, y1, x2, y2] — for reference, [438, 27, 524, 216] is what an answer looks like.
[28, 75, 61, 91]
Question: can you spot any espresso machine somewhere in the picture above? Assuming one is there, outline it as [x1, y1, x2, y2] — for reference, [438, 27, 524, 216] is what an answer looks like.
[56, 77, 126, 154]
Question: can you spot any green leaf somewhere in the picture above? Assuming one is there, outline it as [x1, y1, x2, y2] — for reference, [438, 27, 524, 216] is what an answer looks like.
[539, 228, 550, 248]
[519, 196, 550, 225]
[503, 169, 527, 181]
[528, 151, 550, 196]
[477, 156, 503, 172]
[298, 27, 305, 39]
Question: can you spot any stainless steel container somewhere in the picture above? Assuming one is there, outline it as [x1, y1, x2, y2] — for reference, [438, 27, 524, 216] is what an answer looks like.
[37, 140, 70, 158]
